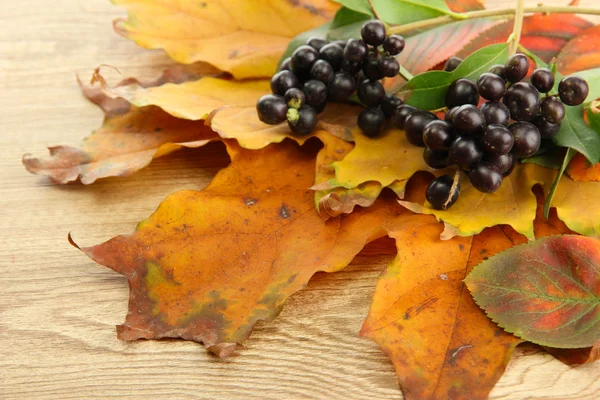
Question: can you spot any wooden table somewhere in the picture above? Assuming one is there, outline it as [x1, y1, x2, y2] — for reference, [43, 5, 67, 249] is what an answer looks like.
[1, 1, 599, 398]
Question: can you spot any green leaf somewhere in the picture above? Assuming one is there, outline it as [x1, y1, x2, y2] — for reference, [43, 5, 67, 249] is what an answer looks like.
[277, 22, 331, 68]
[521, 146, 565, 170]
[327, 6, 371, 41]
[552, 105, 600, 164]
[544, 148, 576, 219]
[333, 0, 455, 25]
[577, 68, 600, 105]
[332, 0, 372, 16]
[465, 235, 600, 349]
[589, 105, 600, 131]
[396, 43, 509, 110]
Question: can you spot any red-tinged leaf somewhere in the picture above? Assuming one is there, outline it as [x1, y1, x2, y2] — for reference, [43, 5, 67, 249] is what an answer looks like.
[557, 25, 600, 75]
[457, 14, 593, 63]
[445, 0, 484, 12]
[466, 235, 600, 349]
[74, 139, 401, 355]
[545, 343, 600, 365]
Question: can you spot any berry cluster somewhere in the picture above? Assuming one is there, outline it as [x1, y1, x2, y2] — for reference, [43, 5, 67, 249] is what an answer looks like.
[256, 20, 406, 136]
[390, 53, 589, 210]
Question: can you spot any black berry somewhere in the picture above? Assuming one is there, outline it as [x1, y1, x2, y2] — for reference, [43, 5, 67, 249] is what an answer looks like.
[328, 72, 356, 102]
[383, 35, 405, 55]
[284, 88, 306, 109]
[532, 115, 560, 139]
[541, 96, 565, 124]
[482, 124, 514, 155]
[332, 40, 348, 49]
[344, 38, 368, 63]
[531, 68, 555, 93]
[280, 57, 292, 71]
[358, 108, 386, 137]
[504, 53, 529, 83]
[287, 106, 317, 135]
[291, 45, 319, 78]
[488, 64, 507, 80]
[306, 37, 329, 51]
[503, 82, 541, 121]
[423, 148, 450, 169]
[509, 121, 541, 157]
[445, 78, 479, 108]
[469, 163, 503, 193]
[444, 56, 462, 72]
[480, 101, 510, 126]
[426, 175, 460, 210]
[380, 94, 403, 118]
[449, 137, 483, 168]
[392, 105, 417, 130]
[484, 153, 514, 175]
[357, 79, 385, 107]
[444, 107, 460, 124]
[270, 70, 299, 96]
[453, 104, 486, 136]
[379, 56, 400, 78]
[341, 59, 362, 75]
[257, 94, 288, 125]
[361, 20, 386, 46]
[363, 54, 384, 81]
[559, 75, 589, 106]
[303, 80, 328, 107]
[319, 43, 345, 71]
[423, 120, 455, 151]
[310, 60, 334, 84]
[404, 111, 438, 147]
[477, 72, 506, 101]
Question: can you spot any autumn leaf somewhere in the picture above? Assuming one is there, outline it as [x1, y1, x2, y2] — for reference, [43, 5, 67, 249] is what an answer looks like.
[466, 235, 600, 349]
[112, 0, 339, 79]
[73, 139, 397, 356]
[445, 0, 484, 13]
[567, 153, 600, 182]
[557, 25, 600, 75]
[545, 343, 600, 365]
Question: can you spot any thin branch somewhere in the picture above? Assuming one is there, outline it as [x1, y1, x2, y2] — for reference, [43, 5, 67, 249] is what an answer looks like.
[367, 0, 382, 20]
[508, 0, 525, 55]
[443, 168, 462, 210]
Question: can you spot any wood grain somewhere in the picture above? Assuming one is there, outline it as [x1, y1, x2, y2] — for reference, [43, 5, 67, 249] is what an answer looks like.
[1, 1, 599, 399]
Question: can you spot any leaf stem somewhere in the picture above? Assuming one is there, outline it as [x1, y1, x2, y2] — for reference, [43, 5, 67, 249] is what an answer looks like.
[398, 65, 414, 81]
[367, 0, 382, 20]
[508, 0, 525, 55]
[388, 6, 600, 35]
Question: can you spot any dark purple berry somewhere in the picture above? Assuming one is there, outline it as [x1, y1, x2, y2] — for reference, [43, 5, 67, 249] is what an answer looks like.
[559, 75, 589, 106]
[306, 37, 329, 51]
[291, 45, 319, 78]
[426, 175, 460, 210]
[332, 39, 347, 49]
[504, 53, 529, 83]
[380, 94, 403, 118]
[341, 59, 361, 75]
[541, 96, 565, 124]
[257, 94, 288, 125]
[453, 104, 486, 136]
[358, 108, 386, 137]
[270, 70, 299, 96]
[445, 78, 479, 108]
[484, 153, 514, 175]
[383, 35, 405, 55]
[423, 120, 455, 151]
[444, 107, 460, 124]
[509, 121, 541, 157]
[469, 163, 503, 193]
[328, 72, 356, 102]
[477, 72, 506, 101]
[480, 101, 510, 126]
[319, 43, 345, 71]
[444, 56, 462, 72]
[310, 59, 334, 84]
[303, 80, 328, 107]
[287, 106, 317, 135]
[449, 137, 483, 168]
[423, 148, 450, 169]
[404, 111, 438, 147]
[284, 88, 306, 109]
[378, 56, 400, 78]
[280, 57, 292, 71]
[482, 124, 514, 155]
[361, 20, 386, 46]
[357, 79, 385, 107]
[503, 82, 541, 121]
[488, 64, 507, 79]
[344, 39, 368, 63]
[531, 68, 554, 93]
[392, 105, 417, 130]
[532, 115, 560, 139]
[363, 54, 384, 81]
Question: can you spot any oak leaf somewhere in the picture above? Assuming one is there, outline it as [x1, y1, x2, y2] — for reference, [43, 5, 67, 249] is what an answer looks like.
[112, 0, 339, 79]
[74, 139, 395, 355]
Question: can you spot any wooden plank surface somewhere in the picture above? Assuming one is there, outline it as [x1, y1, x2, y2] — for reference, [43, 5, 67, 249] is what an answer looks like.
[1, 1, 599, 399]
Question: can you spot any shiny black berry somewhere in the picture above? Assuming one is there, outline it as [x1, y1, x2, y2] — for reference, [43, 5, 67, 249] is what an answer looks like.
[426, 175, 460, 210]
[363, 54, 384, 81]
[503, 82, 541, 121]
[444, 107, 460, 124]
[541, 96, 565, 124]
[357, 79, 385, 107]
[291, 45, 319, 78]
[480, 101, 510, 126]
[287, 106, 317, 135]
[383, 35, 405, 55]
[257, 94, 288, 125]
[392, 105, 417, 130]
[488, 64, 507, 80]
[453, 104, 486, 136]
[328, 72, 356, 102]
[284, 88, 306, 109]
[380, 94, 403, 118]
[449, 137, 483, 168]
[477, 72, 506, 101]
[445, 78, 479, 109]
[504, 53, 529, 83]
[531, 68, 555, 93]
[404, 111, 438, 147]
[484, 153, 514, 175]
[332, 40, 348, 48]
[423, 148, 450, 169]
[341, 59, 361, 75]
[270, 70, 299, 96]
[379, 56, 400, 78]
[319, 43, 345, 71]
[280, 57, 292, 71]
[306, 37, 329, 51]
[344, 39, 368, 63]
[444, 56, 462, 72]
[361, 20, 386, 46]
[310, 60, 334, 84]
[559, 75, 589, 106]
[469, 163, 503, 193]
[358, 108, 386, 137]
[482, 124, 514, 155]
[532, 115, 560, 139]
[509, 121, 541, 157]
[303, 80, 328, 107]
[423, 120, 455, 151]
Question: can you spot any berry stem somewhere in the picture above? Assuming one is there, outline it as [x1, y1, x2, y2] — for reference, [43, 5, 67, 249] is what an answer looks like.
[387, 5, 600, 35]
[508, 0, 525, 55]
[398, 65, 414, 81]
[443, 168, 462, 210]
[367, 0, 383, 20]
